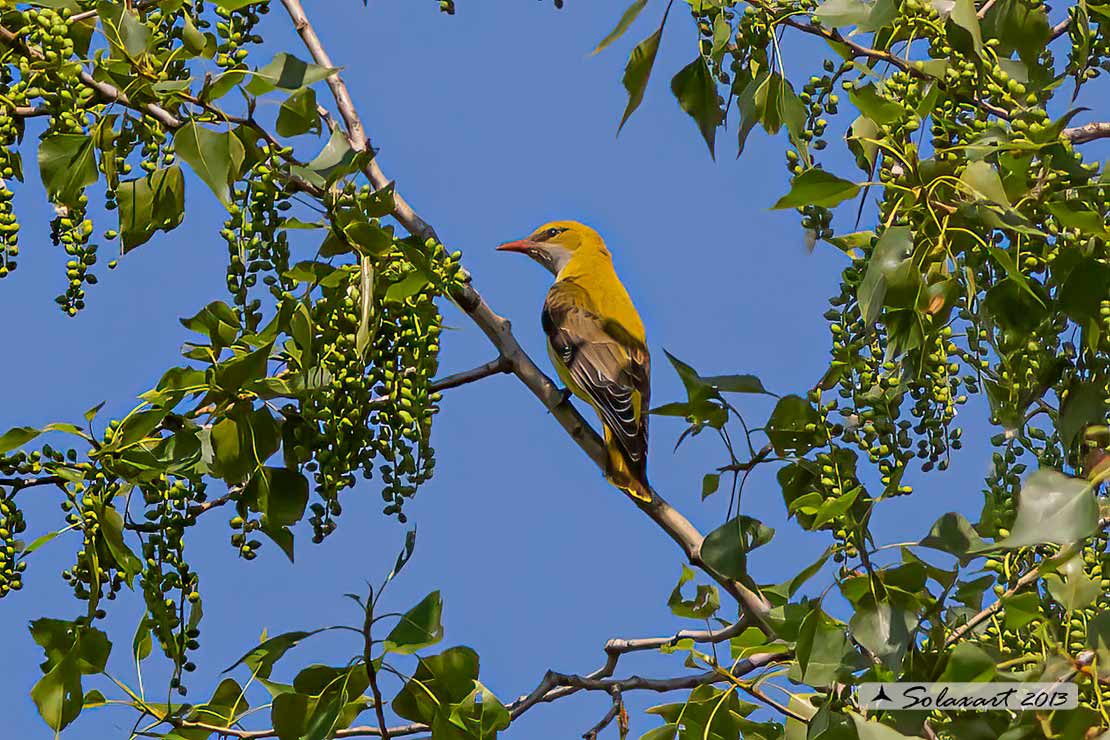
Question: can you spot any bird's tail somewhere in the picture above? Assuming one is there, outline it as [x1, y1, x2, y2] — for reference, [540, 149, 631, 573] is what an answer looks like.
[604, 429, 652, 503]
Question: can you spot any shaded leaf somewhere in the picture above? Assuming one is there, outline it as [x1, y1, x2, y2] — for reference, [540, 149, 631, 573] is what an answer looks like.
[671, 56, 723, 157]
[619, 4, 672, 131]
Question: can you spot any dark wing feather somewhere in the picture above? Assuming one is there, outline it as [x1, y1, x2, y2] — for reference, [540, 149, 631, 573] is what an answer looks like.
[542, 282, 650, 478]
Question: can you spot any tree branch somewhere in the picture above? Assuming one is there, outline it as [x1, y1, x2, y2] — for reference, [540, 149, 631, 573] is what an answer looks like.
[276, 0, 774, 634]
[170, 650, 786, 739]
[582, 688, 625, 740]
[429, 356, 512, 392]
[1063, 121, 1110, 144]
[0, 475, 66, 492]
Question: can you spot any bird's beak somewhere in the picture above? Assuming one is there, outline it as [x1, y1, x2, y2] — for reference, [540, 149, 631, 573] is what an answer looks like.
[496, 239, 539, 254]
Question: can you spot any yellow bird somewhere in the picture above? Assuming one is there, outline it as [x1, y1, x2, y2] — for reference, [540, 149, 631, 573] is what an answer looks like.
[498, 220, 652, 502]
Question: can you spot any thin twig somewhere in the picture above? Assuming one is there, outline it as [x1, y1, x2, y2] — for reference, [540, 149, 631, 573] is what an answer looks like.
[583, 687, 625, 740]
[429, 356, 512, 392]
[363, 589, 391, 740]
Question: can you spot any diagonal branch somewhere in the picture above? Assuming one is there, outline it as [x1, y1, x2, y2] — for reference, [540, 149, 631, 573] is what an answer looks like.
[277, 0, 774, 634]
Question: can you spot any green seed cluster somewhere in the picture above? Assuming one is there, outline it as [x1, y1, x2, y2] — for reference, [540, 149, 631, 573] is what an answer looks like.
[0, 60, 21, 280]
[0, 146, 19, 280]
[210, 0, 268, 70]
[0, 494, 27, 596]
[367, 276, 443, 521]
[222, 148, 294, 331]
[288, 238, 464, 535]
[50, 203, 98, 316]
[137, 474, 204, 693]
[60, 475, 126, 612]
[227, 510, 265, 560]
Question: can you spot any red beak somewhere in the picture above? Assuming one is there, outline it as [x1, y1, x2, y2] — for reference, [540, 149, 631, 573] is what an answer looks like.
[496, 239, 538, 254]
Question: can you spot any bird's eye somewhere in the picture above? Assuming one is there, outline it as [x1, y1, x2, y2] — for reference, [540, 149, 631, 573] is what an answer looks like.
[546, 227, 562, 239]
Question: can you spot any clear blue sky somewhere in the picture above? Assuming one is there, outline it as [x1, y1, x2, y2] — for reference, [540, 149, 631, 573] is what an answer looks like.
[0, 2, 1021, 737]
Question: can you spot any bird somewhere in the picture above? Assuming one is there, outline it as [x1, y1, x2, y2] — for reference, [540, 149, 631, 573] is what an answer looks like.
[497, 220, 652, 502]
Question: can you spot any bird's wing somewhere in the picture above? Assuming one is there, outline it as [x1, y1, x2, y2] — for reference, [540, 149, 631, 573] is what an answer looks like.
[542, 281, 650, 474]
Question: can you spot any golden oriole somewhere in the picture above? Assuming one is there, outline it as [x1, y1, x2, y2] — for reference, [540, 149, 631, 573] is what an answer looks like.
[498, 220, 652, 502]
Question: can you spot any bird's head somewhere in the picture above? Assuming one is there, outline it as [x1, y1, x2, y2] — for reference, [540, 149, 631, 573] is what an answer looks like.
[496, 220, 607, 275]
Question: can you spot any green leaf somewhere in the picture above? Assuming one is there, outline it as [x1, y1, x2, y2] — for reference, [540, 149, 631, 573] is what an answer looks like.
[244, 467, 309, 528]
[701, 515, 774, 580]
[939, 643, 996, 682]
[772, 169, 860, 209]
[245, 52, 338, 96]
[960, 160, 1011, 207]
[983, 0, 1050, 66]
[292, 128, 369, 188]
[849, 714, 914, 740]
[180, 300, 240, 349]
[701, 473, 720, 499]
[383, 591, 444, 654]
[920, 512, 986, 564]
[646, 685, 748, 740]
[0, 425, 41, 453]
[765, 394, 821, 455]
[949, 0, 984, 52]
[447, 682, 511, 738]
[225, 630, 322, 679]
[214, 342, 273, 394]
[857, 226, 916, 326]
[811, 486, 861, 529]
[1002, 591, 1041, 630]
[756, 73, 807, 139]
[31, 651, 83, 731]
[117, 165, 186, 252]
[593, 0, 648, 54]
[814, 0, 895, 31]
[99, 505, 142, 584]
[639, 724, 680, 740]
[181, 13, 212, 57]
[667, 565, 720, 619]
[1087, 612, 1110, 678]
[670, 56, 722, 157]
[618, 4, 671, 131]
[1045, 555, 1101, 611]
[388, 529, 417, 583]
[1046, 202, 1110, 237]
[992, 469, 1098, 548]
[796, 608, 850, 687]
[97, 1, 151, 58]
[849, 599, 915, 669]
[1060, 381, 1109, 448]
[276, 88, 321, 138]
[392, 647, 482, 725]
[38, 134, 98, 206]
[847, 84, 902, 125]
[174, 121, 244, 207]
[132, 618, 152, 664]
[208, 406, 280, 483]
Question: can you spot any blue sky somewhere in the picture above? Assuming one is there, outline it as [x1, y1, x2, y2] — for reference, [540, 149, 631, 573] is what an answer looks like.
[0, 1, 1038, 737]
